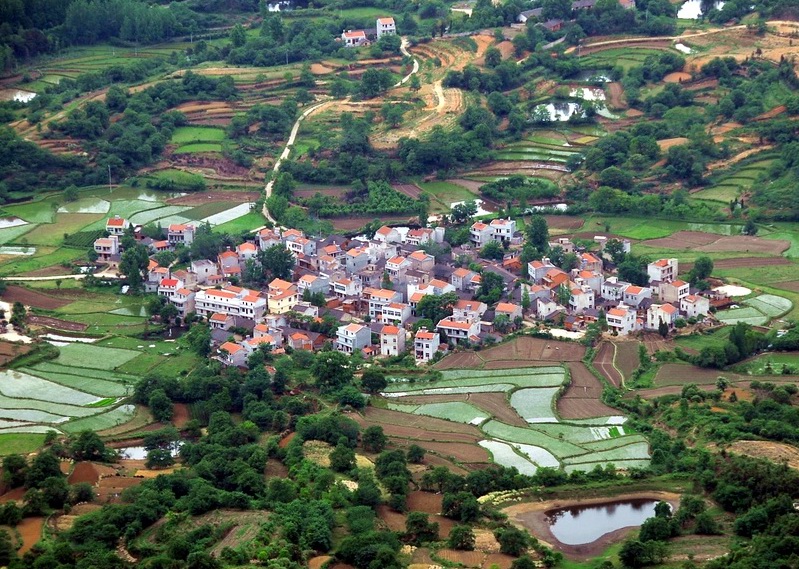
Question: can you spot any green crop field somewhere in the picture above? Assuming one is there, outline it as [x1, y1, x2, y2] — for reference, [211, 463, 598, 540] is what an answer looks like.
[509, 388, 559, 422]
[389, 402, 488, 424]
[61, 404, 137, 434]
[53, 344, 140, 370]
[171, 126, 226, 144]
[22, 367, 129, 397]
[173, 143, 225, 154]
[213, 211, 265, 234]
[734, 352, 799, 375]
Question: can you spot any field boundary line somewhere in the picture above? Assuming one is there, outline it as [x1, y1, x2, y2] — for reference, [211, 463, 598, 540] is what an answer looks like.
[610, 342, 626, 389]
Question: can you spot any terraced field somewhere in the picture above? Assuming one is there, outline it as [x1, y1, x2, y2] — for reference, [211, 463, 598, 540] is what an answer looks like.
[383, 366, 648, 475]
[694, 159, 774, 202]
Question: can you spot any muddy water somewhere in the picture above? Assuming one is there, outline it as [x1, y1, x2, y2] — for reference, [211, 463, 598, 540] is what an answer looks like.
[545, 499, 658, 545]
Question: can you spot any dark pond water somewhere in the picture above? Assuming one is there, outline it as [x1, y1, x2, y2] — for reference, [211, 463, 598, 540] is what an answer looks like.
[546, 499, 659, 545]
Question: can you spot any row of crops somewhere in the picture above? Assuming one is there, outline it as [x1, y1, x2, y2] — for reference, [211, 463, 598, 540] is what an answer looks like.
[384, 367, 650, 475]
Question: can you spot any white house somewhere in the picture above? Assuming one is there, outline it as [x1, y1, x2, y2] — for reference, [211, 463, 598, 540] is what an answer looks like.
[382, 302, 412, 325]
[218, 341, 247, 367]
[380, 324, 405, 357]
[569, 286, 595, 314]
[342, 30, 367, 46]
[648, 258, 678, 283]
[607, 305, 638, 335]
[374, 225, 401, 243]
[452, 299, 487, 321]
[367, 288, 403, 319]
[495, 302, 523, 322]
[93, 235, 119, 260]
[622, 285, 651, 308]
[681, 294, 710, 318]
[105, 216, 129, 236]
[332, 277, 362, 298]
[646, 303, 678, 331]
[376, 17, 396, 38]
[437, 317, 481, 345]
[195, 286, 267, 320]
[489, 218, 516, 243]
[414, 329, 438, 362]
[168, 224, 195, 246]
[469, 222, 492, 247]
[336, 323, 372, 354]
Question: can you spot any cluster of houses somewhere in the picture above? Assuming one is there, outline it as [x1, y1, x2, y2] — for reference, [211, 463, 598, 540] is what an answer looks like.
[340, 16, 395, 47]
[517, 0, 635, 31]
[97, 212, 718, 368]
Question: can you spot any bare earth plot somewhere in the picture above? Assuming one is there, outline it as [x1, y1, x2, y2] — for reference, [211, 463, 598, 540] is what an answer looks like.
[594, 342, 623, 387]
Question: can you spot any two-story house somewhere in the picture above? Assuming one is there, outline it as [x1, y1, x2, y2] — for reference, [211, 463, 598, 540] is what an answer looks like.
[93, 235, 120, 260]
[452, 299, 487, 321]
[336, 323, 371, 354]
[681, 294, 710, 318]
[106, 216, 129, 236]
[374, 225, 401, 243]
[376, 16, 396, 38]
[489, 218, 516, 243]
[606, 305, 638, 335]
[622, 285, 652, 308]
[267, 278, 298, 314]
[414, 329, 439, 362]
[366, 288, 403, 319]
[168, 224, 195, 246]
[470, 222, 492, 247]
[659, 279, 690, 304]
[451, 267, 477, 291]
[332, 277, 362, 298]
[647, 258, 678, 283]
[380, 324, 405, 357]
[646, 303, 678, 331]
[382, 302, 412, 326]
[437, 317, 481, 345]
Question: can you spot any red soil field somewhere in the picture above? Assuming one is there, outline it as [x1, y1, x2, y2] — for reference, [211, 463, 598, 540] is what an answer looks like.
[358, 408, 482, 438]
[406, 491, 442, 514]
[558, 362, 621, 419]
[433, 351, 485, 370]
[710, 257, 792, 269]
[2, 285, 71, 310]
[28, 315, 87, 332]
[67, 462, 101, 485]
[17, 517, 44, 555]
[96, 476, 143, 503]
[330, 216, 412, 231]
[483, 553, 516, 569]
[774, 280, 799, 292]
[544, 216, 585, 230]
[0, 488, 25, 503]
[644, 231, 789, 255]
[391, 183, 424, 200]
[643, 230, 718, 248]
[613, 341, 640, 380]
[0, 341, 31, 366]
[594, 342, 622, 388]
[265, 458, 289, 479]
[409, 440, 490, 463]
[663, 72, 692, 83]
[482, 360, 561, 369]
[172, 403, 190, 429]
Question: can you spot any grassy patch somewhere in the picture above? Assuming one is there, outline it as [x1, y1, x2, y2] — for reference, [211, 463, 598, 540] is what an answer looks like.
[212, 210, 265, 234]
[54, 344, 140, 371]
[676, 327, 732, 352]
[61, 404, 136, 434]
[0, 248, 85, 276]
[0, 433, 47, 456]
[171, 126, 226, 144]
[173, 143, 224, 154]
[25, 213, 105, 246]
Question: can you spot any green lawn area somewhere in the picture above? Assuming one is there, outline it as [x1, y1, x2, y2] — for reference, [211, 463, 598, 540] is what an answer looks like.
[24, 213, 105, 246]
[675, 327, 732, 352]
[171, 126, 226, 144]
[2, 198, 58, 223]
[149, 352, 201, 376]
[0, 433, 47, 456]
[213, 210, 265, 234]
[54, 344, 140, 371]
[0, 224, 37, 245]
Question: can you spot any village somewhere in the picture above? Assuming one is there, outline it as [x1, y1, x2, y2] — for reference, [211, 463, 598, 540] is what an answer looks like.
[94, 212, 722, 369]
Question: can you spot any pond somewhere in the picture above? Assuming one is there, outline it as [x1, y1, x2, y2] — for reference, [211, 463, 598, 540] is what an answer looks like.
[677, 0, 725, 19]
[546, 499, 659, 545]
[0, 89, 37, 103]
[0, 217, 27, 229]
[533, 102, 584, 122]
[117, 443, 183, 460]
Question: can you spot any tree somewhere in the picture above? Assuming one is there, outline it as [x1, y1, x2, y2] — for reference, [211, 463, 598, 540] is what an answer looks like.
[311, 351, 353, 392]
[258, 244, 295, 283]
[182, 323, 211, 357]
[410, 74, 421, 92]
[70, 482, 95, 505]
[658, 318, 669, 338]
[148, 388, 173, 422]
[362, 426, 387, 453]
[417, 292, 458, 324]
[25, 451, 62, 489]
[229, 23, 246, 47]
[381, 103, 407, 128]
[407, 445, 426, 463]
[694, 512, 720, 535]
[361, 368, 388, 394]
[743, 218, 758, 235]
[618, 539, 649, 568]
[451, 201, 478, 224]
[494, 526, 531, 556]
[477, 271, 504, 304]
[480, 240, 504, 260]
[2, 455, 28, 488]
[527, 215, 549, 252]
[9, 302, 25, 329]
[71, 431, 106, 461]
[330, 438, 356, 472]
[442, 491, 480, 522]
[692, 256, 714, 280]
[484, 47, 502, 68]
[119, 244, 150, 291]
[448, 525, 475, 550]
[145, 448, 175, 469]
[405, 512, 439, 545]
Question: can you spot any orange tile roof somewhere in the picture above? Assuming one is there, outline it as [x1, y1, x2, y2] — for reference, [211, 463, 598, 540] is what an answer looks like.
[496, 302, 518, 313]
[453, 268, 472, 277]
[438, 319, 473, 330]
[409, 250, 429, 261]
[608, 308, 628, 317]
[376, 226, 393, 235]
[344, 323, 366, 333]
[254, 323, 269, 332]
[410, 292, 425, 302]
[661, 303, 678, 314]
[381, 325, 400, 335]
[625, 285, 644, 295]
[206, 289, 237, 299]
[210, 313, 229, 322]
[416, 331, 436, 340]
[654, 259, 671, 267]
[160, 278, 178, 287]
[106, 217, 126, 227]
[238, 243, 256, 251]
[671, 280, 688, 287]
[220, 341, 242, 354]
[219, 251, 238, 259]
[471, 222, 488, 230]
[176, 288, 192, 295]
[377, 17, 395, 24]
[387, 256, 406, 265]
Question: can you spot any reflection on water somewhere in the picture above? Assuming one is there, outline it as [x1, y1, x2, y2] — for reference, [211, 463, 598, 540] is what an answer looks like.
[0, 217, 27, 229]
[677, 0, 725, 18]
[546, 499, 659, 545]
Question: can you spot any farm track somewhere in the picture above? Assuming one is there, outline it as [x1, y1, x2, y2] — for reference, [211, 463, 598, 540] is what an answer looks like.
[594, 342, 623, 388]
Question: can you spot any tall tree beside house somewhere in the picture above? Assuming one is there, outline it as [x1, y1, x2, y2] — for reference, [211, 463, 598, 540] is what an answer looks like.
[119, 244, 150, 291]
[527, 215, 549, 253]
[521, 287, 531, 313]
[658, 318, 669, 338]
[258, 244, 295, 283]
